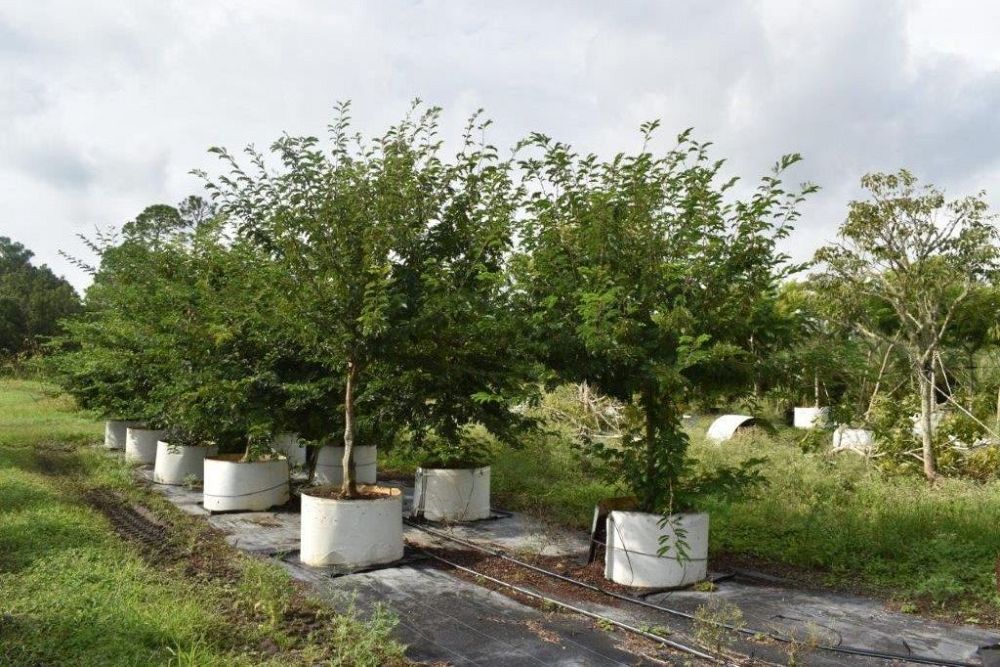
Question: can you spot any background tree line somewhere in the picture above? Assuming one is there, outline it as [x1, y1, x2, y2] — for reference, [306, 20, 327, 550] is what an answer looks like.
[0, 236, 81, 357]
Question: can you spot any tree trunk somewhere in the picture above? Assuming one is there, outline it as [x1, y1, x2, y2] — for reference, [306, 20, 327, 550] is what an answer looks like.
[814, 372, 820, 408]
[995, 384, 1000, 434]
[341, 360, 358, 497]
[642, 388, 658, 515]
[918, 365, 937, 481]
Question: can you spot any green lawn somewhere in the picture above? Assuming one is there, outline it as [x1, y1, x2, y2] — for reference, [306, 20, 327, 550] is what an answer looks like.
[388, 414, 1000, 625]
[0, 378, 405, 666]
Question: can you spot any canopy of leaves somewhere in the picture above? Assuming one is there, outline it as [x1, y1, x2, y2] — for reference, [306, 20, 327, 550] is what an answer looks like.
[512, 123, 814, 512]
[0, 237, 81, 355]
[200, 102, 535, 465]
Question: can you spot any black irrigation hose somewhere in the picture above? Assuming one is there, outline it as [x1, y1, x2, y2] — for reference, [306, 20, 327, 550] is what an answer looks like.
[406, 520, 978, 667]
[413, 546, 721, 663]
[202, 481, 290, 499]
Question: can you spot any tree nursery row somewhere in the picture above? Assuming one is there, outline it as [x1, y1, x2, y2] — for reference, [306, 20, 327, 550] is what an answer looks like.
[47, 103, 1000, 587]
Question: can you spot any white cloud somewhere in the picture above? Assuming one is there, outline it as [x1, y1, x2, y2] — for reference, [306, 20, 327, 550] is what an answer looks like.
[1, 0, 998, 291]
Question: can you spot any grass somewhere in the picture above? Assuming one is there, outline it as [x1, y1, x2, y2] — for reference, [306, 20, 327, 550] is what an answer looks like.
[390, 408, 1000, 624]
[0, 378, 407, 666]
[696, 426, 1000, 622]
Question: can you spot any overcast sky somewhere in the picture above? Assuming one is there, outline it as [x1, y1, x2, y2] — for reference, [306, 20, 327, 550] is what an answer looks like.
[3, 0, 1000, 292]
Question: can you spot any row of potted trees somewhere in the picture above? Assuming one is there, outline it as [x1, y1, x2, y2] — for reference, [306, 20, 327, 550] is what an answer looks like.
[53, 104, 812, 586]
[103, 419, 490, 567]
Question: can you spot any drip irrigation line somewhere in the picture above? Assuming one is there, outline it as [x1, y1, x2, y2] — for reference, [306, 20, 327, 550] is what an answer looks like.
[413, 546, 721, 663]
[406, 520, 978, 667]
[202, 481, 290, 499]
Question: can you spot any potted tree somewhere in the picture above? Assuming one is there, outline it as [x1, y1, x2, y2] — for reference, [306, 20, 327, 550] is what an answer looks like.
[514, 124, 812, 587]
[162, 223, 297, 512]
[48, 209, 194, 455]
[201, 103, 526, 564]
[153, 427, 218, 485]
[200, 103, 421, 563]
[410, 430, 493, 522]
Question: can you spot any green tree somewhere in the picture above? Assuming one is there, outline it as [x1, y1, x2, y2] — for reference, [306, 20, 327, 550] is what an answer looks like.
[816, 170, 999, 480]
[0, 236, 81, 354]
[514, 124, 813, 514]
[200, 103, 529, 494]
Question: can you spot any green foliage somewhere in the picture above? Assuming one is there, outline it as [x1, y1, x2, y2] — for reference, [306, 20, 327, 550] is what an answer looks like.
[513, 123, 814, 513]
[0, 236, 81, 356]
[201, 102, 534, 493]
[402, 428, 494, 469]
[816, 169, 1000, 479]
[48, 200, 329, 455]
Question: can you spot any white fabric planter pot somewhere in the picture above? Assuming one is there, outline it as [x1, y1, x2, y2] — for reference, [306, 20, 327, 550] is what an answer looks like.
[104, 420, 140, 449]
[412, 466, 491, 522]
[203, 456, 290, 512]
[605, 511, 709, 588]
[832, 427, 874, 454]
[912, 411, 945, 438]
[153, 441, 219, 485]
[314, 445, 377, 485]
[793, 407, 829, 429]
[301, 486, 403, 567]
[125, 428, 167, 465]
[273, 432, 306, 467]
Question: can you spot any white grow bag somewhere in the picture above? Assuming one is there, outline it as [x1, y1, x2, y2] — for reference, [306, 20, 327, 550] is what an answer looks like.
[793, 407, 829, 429]
[832, 427, 874, 455]
[105, 420, 140, 449]
[203, 456, 290, 512]
[605, 511, 709, 588]
[412, 466, 491, 522]
[300, 486, 403, 567]
[153, 441, 218, 485]
[273, 432, 306, 468]
[314, 445, 377, 485]
[125, 427, 167, 465]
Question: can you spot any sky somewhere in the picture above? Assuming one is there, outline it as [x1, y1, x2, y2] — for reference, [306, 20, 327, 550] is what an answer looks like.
[2, 0, 1000, 293]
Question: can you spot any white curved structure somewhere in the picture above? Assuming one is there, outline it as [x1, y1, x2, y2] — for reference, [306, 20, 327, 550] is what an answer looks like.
[203, 456, 290, 512]
[314, 445, 377, 485]
[300, 486, 403, 567]
[153, 441, 218, 485]
[125, 427, 166, 465]
[605, 511, 709, 588]
[273, 432, 306, 467]
[706, 415, 755, 443]
[793, 407, 829, 429]
[412, 466, 491, 522]
[105, 420, 140, 449]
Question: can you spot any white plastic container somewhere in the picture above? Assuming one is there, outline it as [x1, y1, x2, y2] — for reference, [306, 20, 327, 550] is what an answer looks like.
[153, 441, 219, 485]
[314, 445, 377, 485]
[832, 427, 874, 454]
[125, 427, 167, 465]
[105, 420, 140, 449]
[203, 456, 290, 512]
[300, 486, 403, 567]
[793, 407, 829, 429]
[605, 511, 709, 588]
[273, 432, 306, 467]
[412, 466, 491, 522]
